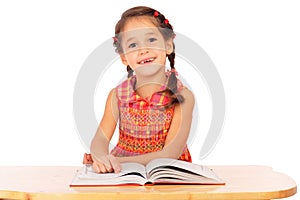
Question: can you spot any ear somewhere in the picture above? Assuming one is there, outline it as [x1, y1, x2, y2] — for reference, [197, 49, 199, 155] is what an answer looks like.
[165, 39, 174, 55]
[120, 54, 128, 66]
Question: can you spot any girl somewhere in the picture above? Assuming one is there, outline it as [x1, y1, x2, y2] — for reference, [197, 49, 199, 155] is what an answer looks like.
[84, 6, 195, 173]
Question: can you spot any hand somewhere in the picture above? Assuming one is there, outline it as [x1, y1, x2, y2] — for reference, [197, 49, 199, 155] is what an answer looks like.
[83, 153, 93, 164]
[92, 154, 121, 174]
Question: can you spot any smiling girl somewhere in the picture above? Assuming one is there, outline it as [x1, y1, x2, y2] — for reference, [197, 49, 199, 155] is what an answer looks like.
[84, 6, 195, 173]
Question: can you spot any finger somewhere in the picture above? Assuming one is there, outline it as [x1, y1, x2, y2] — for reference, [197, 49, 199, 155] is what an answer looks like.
[93, 162, 107, 173]
[98, 163, 108, 173]
[91, 155, 113, 173]
[104, 164, 113, 173]
[92, 162, 100, 173]
[103, 161, 113, 173]
[109, 155, 121, 173]
[95, 156, 112, 173]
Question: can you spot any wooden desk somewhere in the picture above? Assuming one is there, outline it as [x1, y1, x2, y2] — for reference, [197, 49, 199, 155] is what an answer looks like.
[0, 165, 297, 200]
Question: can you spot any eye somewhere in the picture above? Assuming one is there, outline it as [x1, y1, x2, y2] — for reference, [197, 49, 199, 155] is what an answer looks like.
[128, 43, 137, 48]
[149, 37, 157, 42]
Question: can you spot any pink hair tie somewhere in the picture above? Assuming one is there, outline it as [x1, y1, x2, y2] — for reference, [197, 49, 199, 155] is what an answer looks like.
[112, 36, 118, 43]
[167, 69, 178, 76]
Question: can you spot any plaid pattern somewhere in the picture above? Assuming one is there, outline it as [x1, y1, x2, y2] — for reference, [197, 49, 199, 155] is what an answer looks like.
[110, 73, 192, 162]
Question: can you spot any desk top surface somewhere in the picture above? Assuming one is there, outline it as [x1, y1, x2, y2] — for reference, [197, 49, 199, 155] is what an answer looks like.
[0, 165, 297, 200]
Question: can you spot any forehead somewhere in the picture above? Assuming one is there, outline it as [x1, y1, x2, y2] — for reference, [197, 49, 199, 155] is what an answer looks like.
[122, 16, 158, 32]
[119, 16, 162, 39]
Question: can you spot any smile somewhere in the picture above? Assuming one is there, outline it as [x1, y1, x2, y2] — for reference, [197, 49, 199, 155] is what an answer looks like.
[138, 57, 155, 64]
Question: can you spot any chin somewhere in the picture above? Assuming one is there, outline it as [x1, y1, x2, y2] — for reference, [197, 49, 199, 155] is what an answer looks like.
[134, 63, 165, 77]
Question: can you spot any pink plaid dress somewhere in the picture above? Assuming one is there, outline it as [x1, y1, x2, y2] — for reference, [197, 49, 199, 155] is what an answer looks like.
[110, 73, 192, 162]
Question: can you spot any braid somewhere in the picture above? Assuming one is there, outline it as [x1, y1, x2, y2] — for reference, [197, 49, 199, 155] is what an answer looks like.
[165, 53, 184, 106]
[168, 52, 175, 68]
[126, 65, 134, 78]
[167, 53, 177, 93]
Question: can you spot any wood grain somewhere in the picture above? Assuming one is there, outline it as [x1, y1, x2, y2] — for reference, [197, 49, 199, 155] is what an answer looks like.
[0, 165, 297, 200]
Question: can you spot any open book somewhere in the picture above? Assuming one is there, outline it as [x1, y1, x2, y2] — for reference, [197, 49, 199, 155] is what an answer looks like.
[70, 158, 225, 186]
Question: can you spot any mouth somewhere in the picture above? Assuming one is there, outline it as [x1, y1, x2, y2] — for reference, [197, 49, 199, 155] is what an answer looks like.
[138, 57, 156, 65]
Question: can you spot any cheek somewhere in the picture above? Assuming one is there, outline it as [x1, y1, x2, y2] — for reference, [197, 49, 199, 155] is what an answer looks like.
[156, 56, 167, 66]
[124, 53, 138, 65]
[128, 52, 137, 59]
[156, 50, 167, 60]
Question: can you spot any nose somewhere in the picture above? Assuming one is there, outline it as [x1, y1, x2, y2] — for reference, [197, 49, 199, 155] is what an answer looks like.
[138, 47, 149, 56]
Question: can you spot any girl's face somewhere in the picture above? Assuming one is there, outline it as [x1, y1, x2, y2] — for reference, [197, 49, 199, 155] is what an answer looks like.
[119, 16, 173, 73]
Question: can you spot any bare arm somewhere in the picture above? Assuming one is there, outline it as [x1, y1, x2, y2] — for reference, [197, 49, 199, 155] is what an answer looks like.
[90, 88, 120, 172]
[117, 88, 195, 165]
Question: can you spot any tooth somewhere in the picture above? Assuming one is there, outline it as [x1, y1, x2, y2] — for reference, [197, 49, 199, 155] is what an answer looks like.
[140, 58, 154, 64]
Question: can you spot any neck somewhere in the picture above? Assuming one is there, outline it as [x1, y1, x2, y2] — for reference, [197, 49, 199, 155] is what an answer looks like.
[134, 68, 167, 98]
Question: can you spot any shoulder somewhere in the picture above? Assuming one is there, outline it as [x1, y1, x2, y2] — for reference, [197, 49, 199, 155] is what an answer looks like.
[179, 87, 195, 107]
[108, 87, 117, 97]
[106, 88, 117, 104]
[172, 87, 194, 124]
[173, 87, 194, 117]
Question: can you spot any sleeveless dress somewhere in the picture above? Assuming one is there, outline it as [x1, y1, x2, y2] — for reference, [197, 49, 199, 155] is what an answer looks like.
[110, 73, 192, 162]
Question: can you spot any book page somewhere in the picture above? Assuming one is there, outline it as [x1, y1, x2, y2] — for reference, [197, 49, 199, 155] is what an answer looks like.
[146, 158, 222, 181]
[147, 168, 221, 184]
[70, 162, 147, 186]
[81, 163, 146, 178]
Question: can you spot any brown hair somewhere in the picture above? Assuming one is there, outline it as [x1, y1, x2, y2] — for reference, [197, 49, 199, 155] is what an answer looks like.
[114, 6, 184, 106]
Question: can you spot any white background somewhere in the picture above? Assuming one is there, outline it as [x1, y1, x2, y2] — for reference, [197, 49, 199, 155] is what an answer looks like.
[0, 1, 299, 199]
